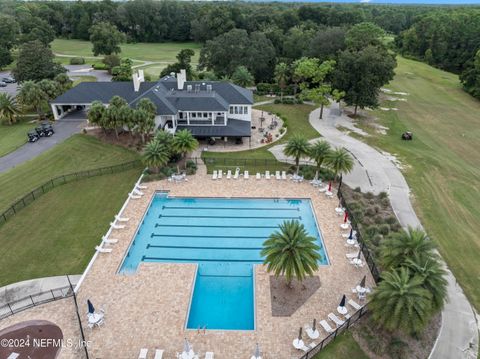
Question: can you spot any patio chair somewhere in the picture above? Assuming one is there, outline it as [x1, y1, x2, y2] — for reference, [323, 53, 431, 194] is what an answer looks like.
[95, 246, 112, 253]
[318, 185, 328, 193]
[348, 299, 363, 311]
[342, 230, 357, 238]
[265, 171, 271, 179]
[281, 171, 287, 180]
[212, 170, 218, 180]
[132, 188, 144, 196]
[234, 168, 240, 179]
[218, 170, 223, 179]
[275, 171, 281, 180]
[346, 252, 360, 259]
[154, 349, 164, 359]
[136, 184, 148, 190]
[340, 223, 350, 230]
[325, 191, 334, 198]
[244, 171, 249, 179]
[129, 192, 142, 200]
[115, 214, 130, 222]
[328, 313, 345, 327]
[138, 348, 148, 359]
[335, 207, 345, 215]
[227, 170, 232, 179]
[110, 222, 126, 230]
[256, 173, 261, 180]
[205, 352, 214, 359]
[103, 238, 118, 244]
[319, 320, 334, 333]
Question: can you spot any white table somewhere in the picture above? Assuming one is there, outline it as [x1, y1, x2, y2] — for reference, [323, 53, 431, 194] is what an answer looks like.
[88, 312, 103, 325]
[346, 238, 357, 246]
[337, 306, 348, 315]
[356, 285, 367, 294]
[293, 339, 305, 349]
[351, 258, 363, 267]
[306, 327, 320, 339]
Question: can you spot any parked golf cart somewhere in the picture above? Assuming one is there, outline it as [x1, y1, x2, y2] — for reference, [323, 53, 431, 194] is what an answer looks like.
[35, 122, 54, 137]
[27, 130, 40, 143]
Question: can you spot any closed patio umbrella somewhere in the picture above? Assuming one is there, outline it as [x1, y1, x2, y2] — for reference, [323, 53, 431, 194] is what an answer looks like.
[344, 211, 348, 223]
[312, 318, 316, 332]
[339, 295, 346, 308]
[87, 299, 95, 314]
[253, 343, 261, 359]
[328, 181, 332, 192]
[298, 327, 302, 341]
[348, 228, 353, 240]
[337, 294, 348, 315]
[359, 275, 366, 289]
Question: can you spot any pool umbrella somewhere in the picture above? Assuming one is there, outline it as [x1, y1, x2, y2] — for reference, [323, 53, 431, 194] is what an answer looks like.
[343, 211, 348, 223]
[253, 343, 261, 358]
[298, 327, 303, 341]
[328, 181, 332, 192]
[183, 338, 192, 353]
[348, 228, 353, 240]
[87, 299, 95, 314]
[357, 250, 362, 260]
[359, 275, 366, 289]
[312, 318, 316, 331]
[339, 295, 346, 308]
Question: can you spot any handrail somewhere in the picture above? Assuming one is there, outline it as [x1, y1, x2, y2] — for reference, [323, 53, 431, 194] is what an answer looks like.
[0, 159, 142, 226]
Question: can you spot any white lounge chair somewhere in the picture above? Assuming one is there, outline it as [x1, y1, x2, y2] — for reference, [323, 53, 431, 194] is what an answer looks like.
[348, 299, 362, 311]
[212, 170, 218, 180]
[233, 168, 239, 179]
[340, 223, 350, 230]
[342, 230, 357, 238]
[346, 252, 360, 259]
[226, 170, 232, 179]
[256, 172, 261, 180]
[325, 191, 334, 198]
[136, 184, 148, 190]
[299, 342, 316, 352]
[335, 207, 345, 215]
[7, 353, 19, 359]
[115, 215, 129, 222]
[129, 192, 142, 199]
[265, 171, 271, 179]
[103, 238, 118, 244]
[138, 348, 148, 359]
[319, 320, 334, 333]
[205, 352, 214, 359]
[132, 188, 144, 196]
[244, 171, 249, 179]
[281, 171, 287, 180]
[218, 170, 223, 179]
[95, 246, 112, 253]
[154, 349, 164, 359]
[110, 222, 125, 230]
[275, 171, 281, 180]
[328, 313, 345, 327]
[318, 185, 328, 193]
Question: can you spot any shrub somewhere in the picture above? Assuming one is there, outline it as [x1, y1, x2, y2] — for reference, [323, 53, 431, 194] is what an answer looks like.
[144, 74, 152, 81]
[381, 197, 390, 207]
[92, 63, 108, 70]
[102, 54, 121, 70]
[365, 225, 379, 237]
[365, 191, 375, 199]
[352, 209, 364, 222]
[354, 186, 362, 192]
[379, 224, 390, 235]
[298, 165, 315, 180]
[385, 215, 397, 225]
[374, 205, 381, 214]
[363, 216, 374, 226]
[365, 206, 376, 216]
[374, 215, 384, 224]
[348, 201, 361, 211]
[379, 191, 389, 199]
[390, 223, 402, 232]
[386, 337, 409, 359]
[279, 127, 286, 134]
[70, 57, 85, 65]
[372, 233, 384, 246]
[186, 160, 197, 175]
[352, 192, 362, 200]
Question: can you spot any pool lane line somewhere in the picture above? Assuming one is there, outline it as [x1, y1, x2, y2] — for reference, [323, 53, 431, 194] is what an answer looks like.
[142, 256, 263, 263]
[154, 223, 278, 229]
[146, 244, 263, 250]
[151, 233, 267, 239]
[198, 274, 253, 278]
[162, 205, 300, 211]
[158, 214, 302, 220]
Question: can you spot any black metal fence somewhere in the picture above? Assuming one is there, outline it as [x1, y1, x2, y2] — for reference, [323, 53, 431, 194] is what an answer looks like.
[0, 280, 74, 320]
[0, 160, 141, 226]
[197, 156, 315, 173]
[299, 306, 369, 359]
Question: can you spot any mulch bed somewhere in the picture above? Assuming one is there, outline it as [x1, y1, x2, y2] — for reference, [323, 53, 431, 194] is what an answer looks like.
[269, 275, 321, 317]
[87, 128, 147, 151]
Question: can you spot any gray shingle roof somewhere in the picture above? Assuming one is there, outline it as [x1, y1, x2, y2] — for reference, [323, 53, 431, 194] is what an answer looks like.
[51, 78, 253, 116]
[177, 118, 251, 137]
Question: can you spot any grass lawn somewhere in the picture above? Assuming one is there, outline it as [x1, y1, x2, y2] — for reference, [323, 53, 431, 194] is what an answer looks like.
[313, 332, 369, 359]
[0, 118, 37, 157]
[360, 56, 480, 310]
[202, 103, 316, 173]
[52, 39, 201, 64]
[71, 75, 97, 86]
[0, 134, 139, 213]
[0, 167, 142, 287]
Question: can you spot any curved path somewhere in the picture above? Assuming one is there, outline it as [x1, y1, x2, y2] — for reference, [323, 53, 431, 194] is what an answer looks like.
[268, 103, 478, 359]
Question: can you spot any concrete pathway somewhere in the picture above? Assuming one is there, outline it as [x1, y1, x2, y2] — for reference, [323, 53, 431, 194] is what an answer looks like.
[0, 275, 81, 306]
[269, 103, 478, 359]
[0, 118, 85, 173]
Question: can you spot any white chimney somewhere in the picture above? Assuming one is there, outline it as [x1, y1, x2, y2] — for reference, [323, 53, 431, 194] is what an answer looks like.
[177, 69, 187, 90]
[132, 70, 145, 92]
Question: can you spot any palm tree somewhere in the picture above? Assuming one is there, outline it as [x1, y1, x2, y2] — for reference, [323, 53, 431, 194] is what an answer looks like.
[370, 267, 432, 335]
[17, 81, 48, 119]
[173, 129, 199, 168]
[283, 135, 311, 174]
[231, 66, 254, 87]
[308, 140, 332, 180]
[87, 101, 106, 134]
[380, 227, 436, 270]
[325, 147, 354, 181]
[0, 93, 21, 125]
[136, 98, 157, 143]
[261, 220, 321, 287]
[274, 62, 289, 100]
[404, 254, 448, 313]
[142, 140, 170, 173]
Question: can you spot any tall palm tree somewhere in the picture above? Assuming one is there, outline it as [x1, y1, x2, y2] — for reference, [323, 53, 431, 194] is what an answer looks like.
[370, 267, 432, 335]
[308, 140, 332, 180]
[231, 66, 254, 87]
[87, 101, 106, 134]
[173, 129, 198, 168]
[405, 254, 448, 313]
[283, 135, 311, 174]
[17, 81, 48, 119]
[325, 147, 354, 181]
[142, 140, 170, 173]
[274, 62, 289, 100]
[0, 93, 21, 125]
[261, 220, 321, 287]
[380, 227, 436, 270]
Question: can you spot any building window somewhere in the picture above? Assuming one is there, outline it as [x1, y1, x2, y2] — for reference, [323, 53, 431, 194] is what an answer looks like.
[239, 107, 243, 114]
[191, 113, 196, 118]
[234, 106, 238, 114]
[244, 106, 248, 114]
[229, 107, 233, 114]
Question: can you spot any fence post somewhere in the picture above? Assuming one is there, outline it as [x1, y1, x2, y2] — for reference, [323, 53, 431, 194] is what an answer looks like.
[7, 303, 13, 315]
[30, 295, 35, 306]
[31, 191, 35, 200]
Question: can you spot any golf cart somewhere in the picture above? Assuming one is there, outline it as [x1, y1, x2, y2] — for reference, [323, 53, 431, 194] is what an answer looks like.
[35, 122, 54, 137]
[27, 130, 40, 143]
[401, 131, 413, 141]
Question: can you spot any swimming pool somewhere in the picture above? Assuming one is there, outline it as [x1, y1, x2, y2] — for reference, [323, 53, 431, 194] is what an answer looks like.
[120, 193, 328, 330]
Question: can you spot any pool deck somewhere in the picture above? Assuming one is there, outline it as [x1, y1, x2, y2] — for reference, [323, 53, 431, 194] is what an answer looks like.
[0, 174, 374, 358]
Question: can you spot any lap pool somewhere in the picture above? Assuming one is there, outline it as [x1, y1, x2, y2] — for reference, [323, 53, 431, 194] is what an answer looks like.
[120, 193, 328, 330]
